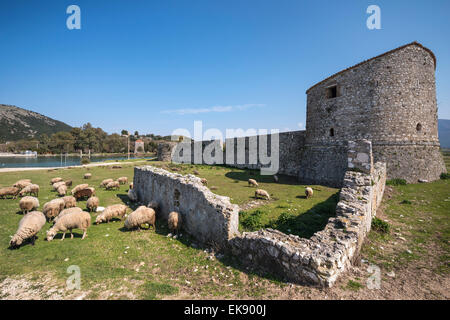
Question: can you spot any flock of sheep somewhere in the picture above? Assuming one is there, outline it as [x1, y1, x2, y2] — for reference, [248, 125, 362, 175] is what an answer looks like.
[2, 176, 182, 249]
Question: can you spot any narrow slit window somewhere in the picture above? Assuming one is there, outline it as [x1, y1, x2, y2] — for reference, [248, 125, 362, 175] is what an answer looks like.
[330, 128, 335, 137]
[416, 123, 422, 132]
[326, 85, 338, 99]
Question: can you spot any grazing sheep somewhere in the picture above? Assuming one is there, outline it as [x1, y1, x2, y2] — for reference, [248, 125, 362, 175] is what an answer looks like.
[100, 178, 113, 188]
[200, 178, 208, 186]
[50, 177, 63, 185]
[53, 207, 83, 224]
[84, 173, 92, 179]
[255, 189, 270, 200]
[10, 211, 46, 249]
[74, 187, 95, 200]
[117, 177, 128, 185]
[148, 201, 159, 214]
[43, 198, 65, 221]
[71, 184, 89, 195]
[105, 181, 120, 190]
[19, 196, 40, 214]
[127, 189, 137, 202]
[62, 196, 77, 208]
[124, 206, 155, 231]
[193, 170, 199, 175]
[57, 185, 67, 196]
[46, 210, 91, 241]
[248, 179, 258, 187]
[129, 182, 133, 190]
[273, 175, 279, 183]
[305, 187, 314, 199]
[0, 187, 20, 199]
[95, 204, 127, 224]
[52, 181, 66, 190]
[13, 179, 32, 189]
[19, 184, 39, 197]
[65, 180, 72, 187]
[86, 196, 99, 212]
[168, 211, 182, 235]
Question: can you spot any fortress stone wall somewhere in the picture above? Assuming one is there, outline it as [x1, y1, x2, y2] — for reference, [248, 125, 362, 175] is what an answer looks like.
[158, 42, 446, 185]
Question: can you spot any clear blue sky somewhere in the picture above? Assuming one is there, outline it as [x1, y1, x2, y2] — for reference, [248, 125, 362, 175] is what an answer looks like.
[1, 0, 449, 136]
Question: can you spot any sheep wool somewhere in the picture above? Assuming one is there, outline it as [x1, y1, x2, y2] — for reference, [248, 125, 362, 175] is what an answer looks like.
[57, 185, 67, 196]
[10, 211, 46, 248]
[124, 206, 156, 230]
[50, 177, 63, 185]
[100, 179, 113, 188]
[53, 207, 83, 224]
[84, 173, 92, 179]
[117, 177, 128, 185]
[248, 179, 258, 187]
[53, 181, 66, 190]
[19, 184, 39, 197]
[0, 187, 20, 199]
[105, 181, 120, 190]
[43, 198, 65, 221]
[255, 189, 270, 200]
[305, 187, 314, 199]
[71, 184, 89, 195]
[168, 211, 182, 235]
[62, 196, 77, 208]
[200, 178, 208, 186]
[95, 204, 127, 224]
[19, 196, 40, 214]
[47, 210, 91, 241]
[13, 179, 32, 189]
[86, 196, 99, 212]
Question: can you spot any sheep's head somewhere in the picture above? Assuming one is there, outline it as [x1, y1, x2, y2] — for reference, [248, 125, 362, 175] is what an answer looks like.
[95, 215, 104, 224]
[46, 229, 57, 241]
[9, 235, 22, 249]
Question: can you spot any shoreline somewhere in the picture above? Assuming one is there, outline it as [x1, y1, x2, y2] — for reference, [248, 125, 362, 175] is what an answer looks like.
[0, 152, 154, 158]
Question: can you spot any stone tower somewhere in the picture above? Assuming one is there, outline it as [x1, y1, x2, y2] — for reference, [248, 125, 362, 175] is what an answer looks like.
[302, 42, 446, 183]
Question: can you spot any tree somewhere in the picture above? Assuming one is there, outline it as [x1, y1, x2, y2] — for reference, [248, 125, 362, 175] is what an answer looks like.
[121, 130, 128, 136]
[134, 131, 139, 137]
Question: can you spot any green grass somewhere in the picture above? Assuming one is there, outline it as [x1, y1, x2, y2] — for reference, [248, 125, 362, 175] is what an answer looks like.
[0, 159, 337, 299]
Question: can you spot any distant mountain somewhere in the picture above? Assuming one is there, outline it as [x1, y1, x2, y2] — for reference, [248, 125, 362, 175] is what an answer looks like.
[0, 104, 72, 142]
[439, 119, 450, 149]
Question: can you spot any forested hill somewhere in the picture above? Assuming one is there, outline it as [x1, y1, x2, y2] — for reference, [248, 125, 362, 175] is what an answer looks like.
[0, 104, 72, 142]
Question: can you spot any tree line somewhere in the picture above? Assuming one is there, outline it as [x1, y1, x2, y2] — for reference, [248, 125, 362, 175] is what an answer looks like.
[1, 123, 161, 154]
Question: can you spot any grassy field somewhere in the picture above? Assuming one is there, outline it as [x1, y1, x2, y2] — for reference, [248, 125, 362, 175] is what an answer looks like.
[0, 155, 448, 300]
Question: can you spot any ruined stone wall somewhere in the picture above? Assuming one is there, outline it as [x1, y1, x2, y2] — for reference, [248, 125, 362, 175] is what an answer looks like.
[305, 43, 446, 182]
[133, 166, 240, 249]
[157, 142, 178, 162]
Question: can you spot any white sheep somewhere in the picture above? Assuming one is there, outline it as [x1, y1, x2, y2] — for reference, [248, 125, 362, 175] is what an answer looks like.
[84, 173, 92, 179]
[19, 196, 40, 214]
[86, 196, 99, 212]
[117, 177, 128, 185]
[71, 183, 89, 195]
[100, 178, 113, 188]
[43, 198, 65, 221]
[57, 184, 67, 196]
[53, 207, 83, 224]
[53, 181, 66, 191]
[0, 187, 20, 199]
[62, 196, 77, 208]
[168, 211, 182, 235]
[127, 189, 137, 202]
[124, 206, 156, 231]
[305, 187, 313, 199]
[10, 211, 46, 248]
[105, 181, 120, 190]
[95, 204, 127, 224]
[19, 184, 39, 197]
[50, 177, 63, 185]
[200, 178, 208, 186]
[13, 179, 32, 189]
[46, 210, 91, 241]
[248, 179, 258, 187]
[255, 189, 270, 200]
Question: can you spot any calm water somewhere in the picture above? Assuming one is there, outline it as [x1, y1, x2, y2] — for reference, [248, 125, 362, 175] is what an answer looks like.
[0, 155, 153, 168]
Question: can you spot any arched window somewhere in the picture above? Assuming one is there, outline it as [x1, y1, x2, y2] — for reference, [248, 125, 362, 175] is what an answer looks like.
[330, 128, 335, 137]
[416, 123, 422, 132]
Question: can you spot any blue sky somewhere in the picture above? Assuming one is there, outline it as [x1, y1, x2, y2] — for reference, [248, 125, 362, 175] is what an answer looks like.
[0, 0, 449, 136]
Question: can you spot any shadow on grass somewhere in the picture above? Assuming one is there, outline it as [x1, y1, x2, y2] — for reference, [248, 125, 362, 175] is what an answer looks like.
[116, 193, 140, 211]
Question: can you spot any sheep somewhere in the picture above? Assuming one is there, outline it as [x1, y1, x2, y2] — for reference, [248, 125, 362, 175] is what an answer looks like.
[13, 179, 32, 189]
[255, 189, 270, 200]
[62, 196, 77, 208]
[71, 184, 89, 195]
[19, 196, 40, 214]
[65, 180, 72, 187]
[105, 181, 120, 190]
[53, 207, 83, 224]
[9, 211, 46, 249]
[193, 170, 199, 175]
[19, 184, 39, 197]
[100, 178, 113, 188]
[53, 181, 66, 191]
[117, 177, 128, 185]
[84, 173, 92, 179]
[86, 196, 99, 212]
[248, 179, 258, 187]
[95, 204, 127, 224]
[305, 187, 314, 199]
[43, 198, 65, 221]
[127, 189, 137, 202]
[57, 185, 67, 197]
[74, 187, 95, 200]
[168, 211, 182, 235]
[46, 210, 91, 241]
[0, 187, 20, 199]
[200, 178, 208, 186]
[124, 206, 155, 231]
[50, 177, 63, 185]
[129, 182, 133, 190]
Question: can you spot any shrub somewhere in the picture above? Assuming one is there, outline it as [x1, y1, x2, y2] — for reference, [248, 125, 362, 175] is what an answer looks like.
[400, 199, 412, 205]
[386, 178, 407, 186]
[440, 172, 450, 180]
[240, 210, 265, 231]
[80, 157, 91, 165]
[371, 217, 390, 233]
